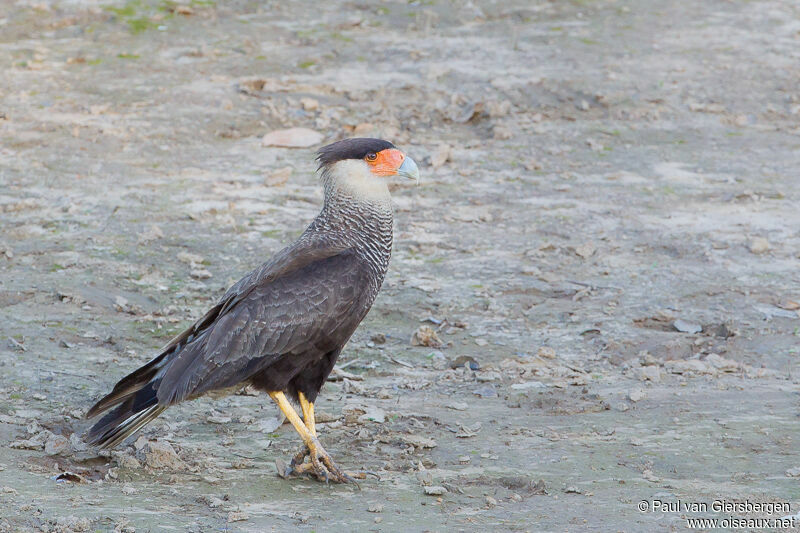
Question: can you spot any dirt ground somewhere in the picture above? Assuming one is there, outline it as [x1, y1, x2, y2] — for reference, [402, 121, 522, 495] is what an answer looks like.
[1, 0, 800, 531]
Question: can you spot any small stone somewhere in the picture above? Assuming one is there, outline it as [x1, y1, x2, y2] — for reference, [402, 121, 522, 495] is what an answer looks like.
[411, 325, 443, 348]
[227, 511, 249, 522]
[262, 127, 323, 148]
[114, 295, 129, 311]
[638, 365, 662, 382]
[177, 252, 204, 265]
[574, 242, 597, 259]
[628, 389, 646, 402]
[492, 123, 513, 140]
[748, 237, 770, 254]
[430, 144, 451, 168]
[190, 268, 212, 280]
[785, 467, 800, 477]
[44, 434, 70, 456]
[144, 440, 186, 470]
[673, 319, 702, 334]
[537, 346, 556, 359]
[367, 504, 383, 513]
[424, 486, 448, 496]
[458, 455, 471, 464]
[300, 97, 319, 111]
[353, 122, 377, 136]
[266, 166, 292, 187]
[402, 435, 437, 449]
[485, 496, 498, 507]
[137, 225, 164, 244]
[445, 401, 469, 411]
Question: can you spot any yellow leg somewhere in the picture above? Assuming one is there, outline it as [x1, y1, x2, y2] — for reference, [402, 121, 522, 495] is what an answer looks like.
[298, 392, 316, 437]
[269, 391, 314, 445]
[268, 391, 353, 484]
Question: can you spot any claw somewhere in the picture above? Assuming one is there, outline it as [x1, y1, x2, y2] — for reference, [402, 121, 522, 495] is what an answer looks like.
[281, 438, 359, 486]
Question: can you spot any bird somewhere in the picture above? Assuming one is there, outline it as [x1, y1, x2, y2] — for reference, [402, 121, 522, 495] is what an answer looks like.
[85, 137, 419, 484]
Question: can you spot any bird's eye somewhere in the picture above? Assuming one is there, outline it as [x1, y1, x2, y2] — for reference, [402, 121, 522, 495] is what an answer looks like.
[365, 152, 377, 162]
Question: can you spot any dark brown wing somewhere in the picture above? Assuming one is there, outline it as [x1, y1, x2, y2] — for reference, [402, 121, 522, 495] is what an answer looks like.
[156, 246, 373, 405]
[86, 236, 351, 418]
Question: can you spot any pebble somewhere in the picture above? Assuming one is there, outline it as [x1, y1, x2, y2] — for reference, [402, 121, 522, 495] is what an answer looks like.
[44, 434, 70, 456]
[748, 237, 770, 254]
[190, 268, 212, 280]
[262, 127, 323, 148]
[628, 389, 646, 402]
[143, 440, 186, 470]
[424, 486, 448, 496]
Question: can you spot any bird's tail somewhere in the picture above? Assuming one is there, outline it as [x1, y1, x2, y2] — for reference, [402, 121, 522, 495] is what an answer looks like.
[85, 355, 170, 449]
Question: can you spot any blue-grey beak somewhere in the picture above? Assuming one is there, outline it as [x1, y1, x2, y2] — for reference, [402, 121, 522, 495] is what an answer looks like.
[397, 156, 420, 183]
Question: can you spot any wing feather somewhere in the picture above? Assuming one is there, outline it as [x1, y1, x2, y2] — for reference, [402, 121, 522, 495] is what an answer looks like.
[156, 246, 371, 405]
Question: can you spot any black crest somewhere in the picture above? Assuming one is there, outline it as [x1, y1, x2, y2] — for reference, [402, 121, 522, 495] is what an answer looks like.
[317, 138, 395, 168]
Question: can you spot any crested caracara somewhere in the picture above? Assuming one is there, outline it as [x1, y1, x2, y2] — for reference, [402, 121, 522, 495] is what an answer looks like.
[85, 138, 419, 483]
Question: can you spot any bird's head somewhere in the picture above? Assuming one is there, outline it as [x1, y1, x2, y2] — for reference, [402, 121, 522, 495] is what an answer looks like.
[316, 138, 419, 201]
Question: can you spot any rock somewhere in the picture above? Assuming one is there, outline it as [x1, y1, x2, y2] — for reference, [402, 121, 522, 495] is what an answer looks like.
[114, 295, 129, 312]
[451, 355, 479, 370]
[113, 452, 141, 469]
[177, 252, 204, 265]
[704, 353, 739, 372]
[664, 359, 712, 375]
[227, 511, 249, 522]
[300, 97, 319, 111]
[673, 319, 702, 334]
[473, 385, 497, 398]
[445, 401, 469, 411]
[511, 381, 547, 391]
[638, 365, 662, 382]
[144, 440, 186, 470]
[537, 346, 556, 359]
[411, 325, 443, 348]
[748, 237, 770, 254]
[53, 251, 79, 267]
[137, 225, 164, 244]
[190, 268, 212, 280]
[485, 495, 498, 507]
[492, 123, 513, 140]
[353, 122, 377, 136]
[430, 144, 451, 168]
[402, 435, 437, 449]
[367, 504, 384, 513]
[262, 127, 323, 148]
[370, 333, 386, 344]
[786, 467, 800, 477]
[424, 485, 447, 496]
[44, 434, 70, 456]
[628, 389, 646, 402]
[574, 242, 597, 259]
[56, 516, 91, 532]
[358, 407, 386, 424]
[266, 166, 292, 187]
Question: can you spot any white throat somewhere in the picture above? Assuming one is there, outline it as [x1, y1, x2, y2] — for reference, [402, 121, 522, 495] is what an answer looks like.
[324, 159, 391, 205]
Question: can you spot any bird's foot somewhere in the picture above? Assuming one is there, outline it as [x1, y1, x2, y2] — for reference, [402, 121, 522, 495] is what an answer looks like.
[282, 438, 359, 485]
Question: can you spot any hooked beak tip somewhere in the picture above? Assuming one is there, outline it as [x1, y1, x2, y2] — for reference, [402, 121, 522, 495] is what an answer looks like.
[397, 156, 420, 183]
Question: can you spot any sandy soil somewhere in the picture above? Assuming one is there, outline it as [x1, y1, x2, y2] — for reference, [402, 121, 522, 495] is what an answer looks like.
[1, 0, 800, 531]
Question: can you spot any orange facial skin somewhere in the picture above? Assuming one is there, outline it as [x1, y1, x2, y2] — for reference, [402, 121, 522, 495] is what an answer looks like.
[366, 148, 405, 176]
